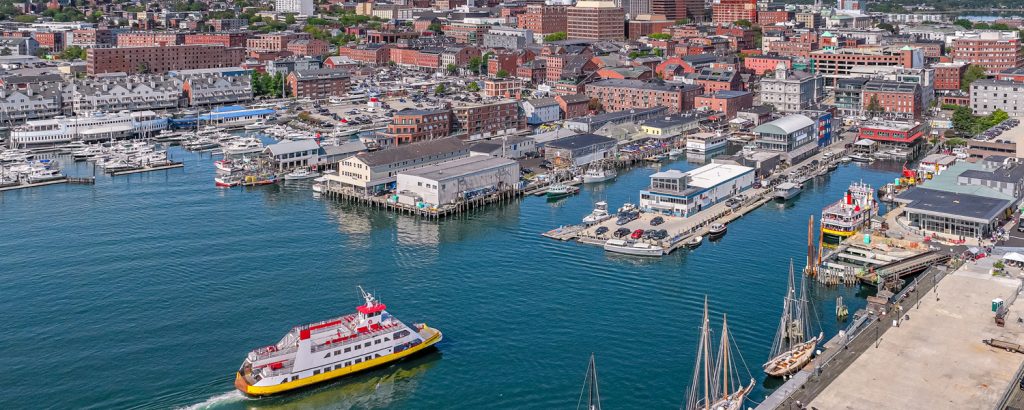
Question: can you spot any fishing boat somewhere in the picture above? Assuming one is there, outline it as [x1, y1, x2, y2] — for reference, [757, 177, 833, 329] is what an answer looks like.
[546, 183, 579, 199]
[312, 176, 327, 194]
[577, 353, 602, 410]
[685, 235, 704, 249]
[603, 239, 664, 257]
[582, 167, 617, 184]
[214, 176, 240, 187]
[763, 261, 823, 378]
[242, 174, 279, 186]
[684, 298, 755, 410]
[285, 168, 320, 180]
[847, 153, 872, 163]
[234, 287, 443, 396]
[820, 182, 875, 242]
[773, 181, 803, 201]
[708, 223, 727, 239]
[583, 201, 612, 225]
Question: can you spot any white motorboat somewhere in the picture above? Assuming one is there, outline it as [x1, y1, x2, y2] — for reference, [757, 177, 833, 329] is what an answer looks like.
[311, 176, 327, 194]
[582, 167, 617, 184]
[582, 201, 612, 225]
[222, 137, 264, 156]
[26, 168, 65, 183]
[708, 223, 727, 239]
[686, 131, 728, 154]
[773, 182, 803, 201]
[603, 239, 664, 257]
[668, 148, 683, 158]
[685, 235, 703, 249]
[284, 168, 320, 180]
[244, 121, 271, 130]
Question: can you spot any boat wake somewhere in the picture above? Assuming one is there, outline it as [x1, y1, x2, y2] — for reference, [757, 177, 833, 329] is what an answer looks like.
[177, 390, 247, 410]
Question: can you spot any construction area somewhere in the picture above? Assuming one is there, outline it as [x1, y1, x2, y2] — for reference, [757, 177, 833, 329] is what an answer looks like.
[808, 252, 1024, 410]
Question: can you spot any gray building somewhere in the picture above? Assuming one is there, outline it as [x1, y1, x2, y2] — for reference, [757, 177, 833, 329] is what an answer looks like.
[759, 64, 825, 113]
[482, 27, 534, 50]
[970, 79, 1024, 118]
[67, 75, 183, 114]
[267, 56, 323, 76]
[0, 36, 39, 56]
[752, 114, 818, 163]
[184, 73, 253, 107]
[521, 98, 560, 125]
[835, 77, 869, 118]
[544, 133, 617, 167]
[564, 107, 668, 133]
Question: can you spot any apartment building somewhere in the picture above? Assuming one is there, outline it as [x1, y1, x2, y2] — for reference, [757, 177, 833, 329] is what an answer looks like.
[585, 79, 702, 113]
[86, 45, 245, 75]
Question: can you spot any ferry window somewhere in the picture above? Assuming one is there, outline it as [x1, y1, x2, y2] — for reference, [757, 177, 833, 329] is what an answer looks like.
[355, 358, 362, 363]
[281, 379, 288, 384]
[384, 337, 390, 341]
[335, 365, 342, 370]
[324, 353, 331, 358]
[375, 339, 381, 344]
[313, 370, 320, 375]
[364, 342, 371, 347]
[345, 347, 351, 352]
[346, 361, 351, 366]
[292, 376, 299, 381]
[365, 355, 371, 361]
[335, 350, 340, 355]
[354, 345, 360, 350]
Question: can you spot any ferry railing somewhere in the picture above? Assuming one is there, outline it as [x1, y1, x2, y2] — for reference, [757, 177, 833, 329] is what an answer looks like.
[310, 321, 406, 354]
[249, 345, 300, 362]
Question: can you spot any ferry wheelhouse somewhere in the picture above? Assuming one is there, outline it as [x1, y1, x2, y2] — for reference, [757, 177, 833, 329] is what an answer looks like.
[10, 111, 167, 148]
[234, 288, 442, 396]
[821, 182, 875, 241]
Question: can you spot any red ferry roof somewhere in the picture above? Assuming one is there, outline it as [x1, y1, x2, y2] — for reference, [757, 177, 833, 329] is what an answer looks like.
[357, 304, 387, 314]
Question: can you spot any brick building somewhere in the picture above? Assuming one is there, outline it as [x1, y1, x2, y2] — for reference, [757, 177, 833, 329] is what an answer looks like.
[556, 93, 591, 119]
[861, 80, 923, 120]
[247, 32, 312, 53]
[87, 45, 245, 75]
[286, 39, 330, 57]
[712, 0, 757, 25]
[934, 62, 968, 90]
[585, 79, 701, 113]
[384, 108, 452, 145]
[950, 31, 1024, 75]
[518, 5, 567, 35]
[996, 67, 1024, 83]
[116, 32, 184, 47]
[694, 90, 754, 119]
[286, 68, 350, 100]
[71, 28, 114, 48]
[337, 44, 392, 65]
[690, 68, 743, 92]
[452, 100, 522, 140]
[651, 0, 704, 22]
[32, 31, 64, 52]
[744, 56, 791, 75]
[184, 32, 250, 48]
[567, 1, 625, 41]
[758, 10, 791, 25]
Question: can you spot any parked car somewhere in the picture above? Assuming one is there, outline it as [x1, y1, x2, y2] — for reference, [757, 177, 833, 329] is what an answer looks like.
[650, 216, 665, 226]
[614, 227, 631, 238]
[1018, 220, 1024, 233]
[595, 226, 609, 235]
[631, 229, 644, 239]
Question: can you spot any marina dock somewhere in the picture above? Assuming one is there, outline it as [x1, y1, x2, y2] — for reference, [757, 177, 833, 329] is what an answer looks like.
[0, 177, 70, 192]
[108, 162, 185, 176]
[322, 184, 525, 220]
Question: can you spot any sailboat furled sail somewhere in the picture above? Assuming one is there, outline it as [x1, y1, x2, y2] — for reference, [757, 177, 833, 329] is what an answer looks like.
[577, 353, 601, 410]
[684, 297, 754, 410]
[763, 260, 823, 377]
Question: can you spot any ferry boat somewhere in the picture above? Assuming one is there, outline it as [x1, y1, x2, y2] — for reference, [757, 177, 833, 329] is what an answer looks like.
[582, 167, 617, 184]
[10, 111, 167, 148]
[234, 288, 442, 396]
[773, 181, 803, 201]
[686, 131, 728, 154]
[821, 182, 875, 241]
[603, 239, 664, 257]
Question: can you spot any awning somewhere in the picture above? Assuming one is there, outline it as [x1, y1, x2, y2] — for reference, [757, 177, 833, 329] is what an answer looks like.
[1004, 252, 1024, 263]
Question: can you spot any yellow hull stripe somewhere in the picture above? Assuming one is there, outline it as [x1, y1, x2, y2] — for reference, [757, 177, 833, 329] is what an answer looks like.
[821, 227, 857, 237]
[237, 327, 442, 396]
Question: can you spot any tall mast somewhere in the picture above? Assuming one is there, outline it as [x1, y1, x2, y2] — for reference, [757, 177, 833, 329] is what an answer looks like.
[806, 214, 814, 275]
[703, 297, 711, 410]
[577, 353, 601, 410]
[721, 314, 729, 399]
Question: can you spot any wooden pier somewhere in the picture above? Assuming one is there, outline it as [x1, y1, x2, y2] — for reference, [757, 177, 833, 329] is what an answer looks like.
[108, 162, 184, 176]
[0, 177, 69, 192]
[322, 184, 525, 220]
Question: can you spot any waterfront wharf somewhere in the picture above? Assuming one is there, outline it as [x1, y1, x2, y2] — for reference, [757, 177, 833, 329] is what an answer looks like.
[0, 177, 69, 192]
[323, 184, 525, 220]
[108, 162, 185, 176]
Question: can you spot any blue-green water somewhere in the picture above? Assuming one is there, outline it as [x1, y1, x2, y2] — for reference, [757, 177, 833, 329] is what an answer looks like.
[0, 147, 900, 409]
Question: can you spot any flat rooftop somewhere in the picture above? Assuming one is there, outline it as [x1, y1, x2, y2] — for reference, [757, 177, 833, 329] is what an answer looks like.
[400, 155, 516, 182]
[687, 163, 753, 188]
[810, 256, 1024, 410]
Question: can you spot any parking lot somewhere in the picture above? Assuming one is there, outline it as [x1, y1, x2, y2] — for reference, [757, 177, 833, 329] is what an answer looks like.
[578, 210, 690, 247]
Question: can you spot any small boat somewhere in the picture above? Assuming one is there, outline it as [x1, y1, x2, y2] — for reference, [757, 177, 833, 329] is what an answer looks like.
[685, 235, 703, 249]
[26, 168, 65, 183]
[708, 223, 727, 239]
[839, 156, 852, 163]
[583, 201, 612, 225]
[668, 148, 683, 158]
[214, 159, 240, 173]
[546, 183, 579, 199]
[214, 176, 240, 187]
[582, 167, 617, 184]
[244, 121, 270, 130]
[773, 181, 803, 201]
[284, 168, 320, 180]
[222, 137, 265, 156]
[848, 153, 872, 163]
[603, 239, 664, 257]
[311, 176, 327, 194]
[243, 174, 278, 186]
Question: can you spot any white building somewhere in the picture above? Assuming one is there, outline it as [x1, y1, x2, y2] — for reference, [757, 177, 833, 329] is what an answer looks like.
[759, 64, 825, 113]
[470, 136, 537, 159]
[276, 0, 315, 16]
[639, 163, 755, 217]
[327, 137, 470, 194]
[971, 79, 1024, 118]
[396, 155, 520, 207]
[521, 98, 560, 125]
[68, 75, 183, 114]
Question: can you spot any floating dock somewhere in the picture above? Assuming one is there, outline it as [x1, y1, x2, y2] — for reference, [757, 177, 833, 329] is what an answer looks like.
[108, 162, 184, 176]
[0, 177, 69, 192]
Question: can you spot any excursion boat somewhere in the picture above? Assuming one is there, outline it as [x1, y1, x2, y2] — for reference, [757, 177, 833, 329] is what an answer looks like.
[684, 298, 754, 410]
[546, 183, 579, 199]
[764, 261, 823, 377]
[582, 201, 612, 225]
[582, 167, 617, 184]
[773, 181, 803, 201]
[9, 111, 167, 148]
[234, 288, 442, 397]
[686, 131, 728, 154]
[821, 182, 875, 241]
[603, 239, 664, 257]
[244, 121, 271, 131]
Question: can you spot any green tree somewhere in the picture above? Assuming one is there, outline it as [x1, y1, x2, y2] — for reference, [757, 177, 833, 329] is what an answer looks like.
[434, 84, 446, 95]
[877, 22, 896, 34]
[961, 64, 987, 92]
[1, 47, 11, 56]
[991, 23, 1011, 30]
[34, 47, 50, 58]
[675, 18, 690, 25]
[866, 94, 883, 116]
[974, 22, 991, 30]
[136, 62, 150, 74]
[952, 106, 975, 134]
[496, 69, 509, 78]
[446, 63, 458, 75]
[13, 14, 37, 23]
[953, 19, 973, 29]
[60, 45, 87, 60]
[467, 56, 483, 75]
[466, 82, 480, 92]
[647, 33, 672, 40]
[734, 19, 753, 28]
[428, 22, 443, 33]
[285, 14, 296, 25]
[543, 32, 567, 42]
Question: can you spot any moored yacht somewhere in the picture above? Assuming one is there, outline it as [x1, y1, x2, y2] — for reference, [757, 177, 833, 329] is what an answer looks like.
[234, 287, 442, 396]
[773, 181, 803, 201]
[582, 201, 612, 225]
[582, 167, 617, 184]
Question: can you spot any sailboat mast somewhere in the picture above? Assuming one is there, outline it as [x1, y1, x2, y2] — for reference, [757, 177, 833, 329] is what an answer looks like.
[721, 314, 729, 399]
[806, 215, 814, 275]
[589, 353, 601, 410]
[702, 298, 711, 410]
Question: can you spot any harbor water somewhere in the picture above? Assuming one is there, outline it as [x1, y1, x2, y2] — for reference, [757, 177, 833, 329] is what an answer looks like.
[0, 146, 899, 409]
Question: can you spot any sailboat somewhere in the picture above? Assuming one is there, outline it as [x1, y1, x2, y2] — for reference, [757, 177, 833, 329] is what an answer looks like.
[685, 298, 754, 410]
[577, 353, 601, 410]
[763, 260, 823, 378]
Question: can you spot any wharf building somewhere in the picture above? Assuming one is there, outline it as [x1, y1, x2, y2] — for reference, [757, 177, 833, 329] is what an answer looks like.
[543, 133, 617, 167]
[896, 156, 1024, 239]
[564, 107, 668, 133]
[86, 45, 245, 75]
[469, 136, 538, 159]
[451, 100, 522, 141]
[856, 120, 927, 157]
[639, 163, 755, 217]
[383, 108, 453, 145]
[328, 137, 470, 195]
[752, 114, 819, 164]
[67, 75, 184, 114]
[285, 69, 350, 100]
[182, 73, 254, 108]
[395, 155, 520, 208]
